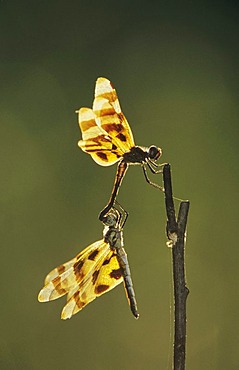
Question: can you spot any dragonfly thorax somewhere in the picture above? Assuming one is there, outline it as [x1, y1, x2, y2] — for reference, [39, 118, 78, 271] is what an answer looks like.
[104, 228, 123, 249]
[123, 146, 148, 164]
[123, 145, 162, 164]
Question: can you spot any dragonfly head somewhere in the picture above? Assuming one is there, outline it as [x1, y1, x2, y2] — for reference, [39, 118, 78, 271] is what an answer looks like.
[102, 212, 118, 227]
[148, 145, 162, 160]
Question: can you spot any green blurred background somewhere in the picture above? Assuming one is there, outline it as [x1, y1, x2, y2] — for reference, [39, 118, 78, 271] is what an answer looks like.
[1, 1, 239, 369]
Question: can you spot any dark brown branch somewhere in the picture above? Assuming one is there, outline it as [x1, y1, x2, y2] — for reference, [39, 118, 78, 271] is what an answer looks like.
[163, 164, 178, 235]
[163, 164, 190, 370]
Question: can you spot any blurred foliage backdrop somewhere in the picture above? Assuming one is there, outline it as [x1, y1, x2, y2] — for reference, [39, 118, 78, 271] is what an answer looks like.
[1, 1, 239, 369]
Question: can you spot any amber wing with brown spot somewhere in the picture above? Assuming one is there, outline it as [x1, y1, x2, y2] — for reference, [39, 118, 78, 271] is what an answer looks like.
[38, 240, 123, 319]
[77, 77, 135, 166]
[77, 108, 121, 166]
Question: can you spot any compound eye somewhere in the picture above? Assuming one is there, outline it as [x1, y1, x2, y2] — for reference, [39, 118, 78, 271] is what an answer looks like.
[148, 145, 162, 160]
[103, 213, 117, 227]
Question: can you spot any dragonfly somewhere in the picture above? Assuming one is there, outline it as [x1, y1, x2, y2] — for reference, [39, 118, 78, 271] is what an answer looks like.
[38, 205, 139, 319]
[77, 77, 163, 220]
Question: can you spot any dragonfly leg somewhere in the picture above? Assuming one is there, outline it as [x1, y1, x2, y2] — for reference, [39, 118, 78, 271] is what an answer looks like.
[142, 164, 164, 192]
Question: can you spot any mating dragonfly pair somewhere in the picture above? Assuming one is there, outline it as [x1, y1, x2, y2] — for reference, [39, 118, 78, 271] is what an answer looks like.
[38, 78, 163, 319]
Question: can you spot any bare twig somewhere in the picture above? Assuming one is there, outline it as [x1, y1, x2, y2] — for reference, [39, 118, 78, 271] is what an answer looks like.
[163, 164, 190, 370]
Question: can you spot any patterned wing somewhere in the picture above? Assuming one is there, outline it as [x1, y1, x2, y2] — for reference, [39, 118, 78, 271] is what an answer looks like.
[38, 240, 104, 302]
[38, 240, 123, 319]
[77, 107, 123, 166]
[42, 240, 100, 285]
[62, 249, 123, 319]
[93, 77, 135, 153]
